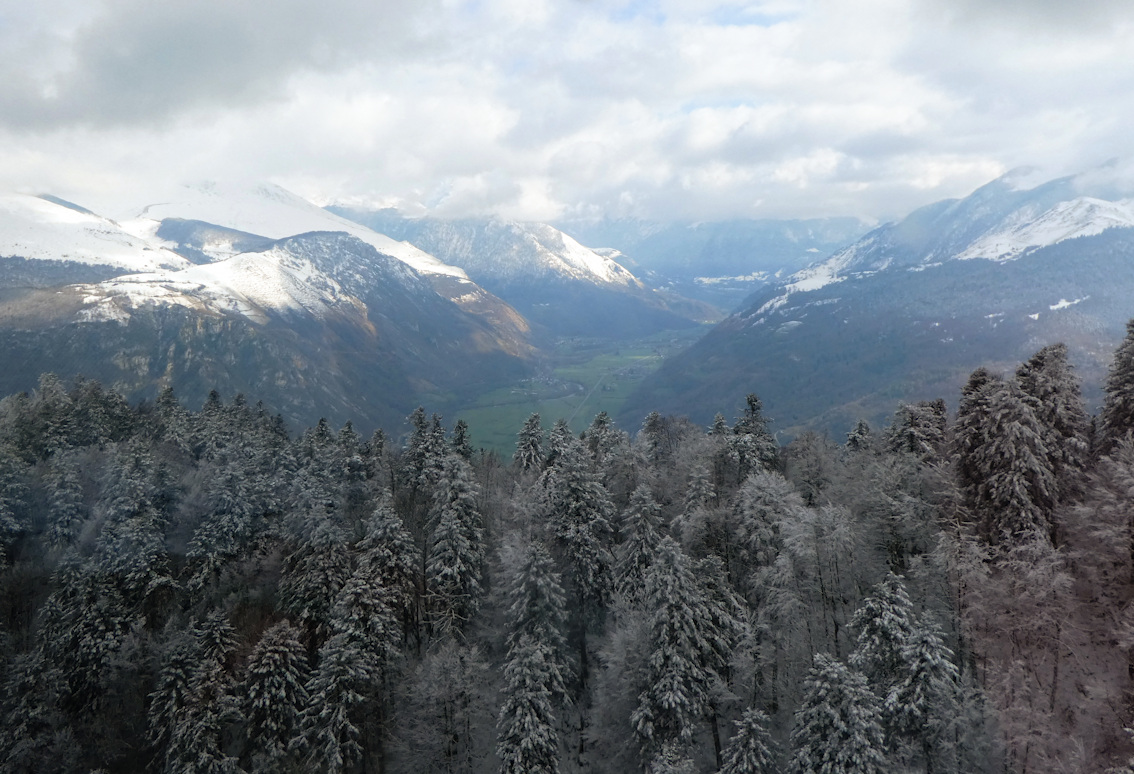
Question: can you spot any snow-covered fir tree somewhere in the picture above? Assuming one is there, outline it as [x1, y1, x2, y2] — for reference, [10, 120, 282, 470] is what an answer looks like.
[789, 653, 887, 774]
[719, 708, 776, 774]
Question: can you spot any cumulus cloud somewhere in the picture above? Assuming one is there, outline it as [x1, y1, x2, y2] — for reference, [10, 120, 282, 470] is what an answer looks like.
[0, 0, 1130, 221]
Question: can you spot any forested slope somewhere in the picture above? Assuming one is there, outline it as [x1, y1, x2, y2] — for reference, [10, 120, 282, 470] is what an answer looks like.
[1, 328, 1134, 772]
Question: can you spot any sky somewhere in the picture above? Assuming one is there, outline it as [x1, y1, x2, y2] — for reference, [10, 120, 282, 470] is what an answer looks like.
[0, 0, 1132, 223]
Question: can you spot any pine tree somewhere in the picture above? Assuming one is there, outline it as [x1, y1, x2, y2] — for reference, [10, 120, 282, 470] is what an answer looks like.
[849, 573, 918, 685]
[632, 537, 716, 757]
[886, 399, 947, 461]
[719, 708, 776, 774]
[538, 432, 615, 638]
[277, 517, 353, 642]
[496, 635, 563, 774]
[357, 496, 419, 640]
[970, 380, 1058, 545]
[452, 419, 474, 460]
[640, 410, 668, 465]
[46, 451, 85, 550]
[616, 484, 664, 604]
[294, 632, 376, 774]
[883, 620, 961, 771]
[1015, 343, 1089, 497]
[953, 367, 1002, 509]
[733, 395, 778, 477]
[150, 614, 241, 774]
[426, 454, 485, 638]
[1101, 319, 1134, 450]
[242, 621, 309, 772]
[0, 652, 80, 772]
[515, 413, 546, 472]
[156, 385, 195, 454]
[0, 443, 29, 564]
[845, 419, 873, 453]
[584, 411, 625, 468]
[789, 654, 887, 774]
[503, 540, 570, 674]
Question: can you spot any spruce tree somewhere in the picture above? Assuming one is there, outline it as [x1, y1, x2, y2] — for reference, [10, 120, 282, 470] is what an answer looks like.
[426, 454, 485, 638]
[789, 654, 887, 774]
[496, 635, 563, 774]
[1101, 319, 1134, 450]
[242, 621, 309, 772]
[719, 708, 776, 774]
[1015, 343, 1088, 497]
[514, 413, 546, 472]
[632, 537, 715, 757]
[615, 484, 664, 605]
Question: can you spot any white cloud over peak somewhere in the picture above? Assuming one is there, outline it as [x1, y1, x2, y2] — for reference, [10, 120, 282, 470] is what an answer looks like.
[0, 0, 1131, 222]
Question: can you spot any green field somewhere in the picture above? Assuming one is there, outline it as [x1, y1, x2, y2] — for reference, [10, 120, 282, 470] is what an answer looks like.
[454, 327, 709, 455]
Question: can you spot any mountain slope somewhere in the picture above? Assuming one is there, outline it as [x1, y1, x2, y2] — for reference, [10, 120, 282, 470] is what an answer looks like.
[552, 216, 869, 310]
[0, 221, 532, 430]
[624, 169, 1134, 436]
[0, 193, 191, 287]
[328, 208, 716, 339]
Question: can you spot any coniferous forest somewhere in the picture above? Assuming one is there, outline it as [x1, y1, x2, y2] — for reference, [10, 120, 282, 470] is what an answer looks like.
[6, 329, 1134, 773]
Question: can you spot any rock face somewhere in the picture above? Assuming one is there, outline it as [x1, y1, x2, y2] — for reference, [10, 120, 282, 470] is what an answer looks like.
[623, 169, 1134, 436]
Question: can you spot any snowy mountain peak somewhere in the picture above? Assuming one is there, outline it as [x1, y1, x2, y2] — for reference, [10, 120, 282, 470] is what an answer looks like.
[956, 197, 1134, 261]
[0, 193, 189, 272]
[515, 221, 638, 287]
[760, 174, 1134, 311]
[92, 180, 470, 280]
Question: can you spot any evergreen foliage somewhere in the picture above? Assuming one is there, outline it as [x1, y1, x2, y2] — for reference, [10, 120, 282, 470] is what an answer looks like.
[0, 350, 1130, 772]
[1102, 319, 1134, 450]
[789, 654, 887, 774]
[718, 708, 776, 774]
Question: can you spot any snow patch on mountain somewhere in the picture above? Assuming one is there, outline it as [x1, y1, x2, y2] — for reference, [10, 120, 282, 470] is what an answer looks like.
[956, 197, 1134, 261]
[0, 193, 189, 272]
[1050, 296, 1088, 311]
[75, 239, 373, 326]
[522, 223, 637, 286]
[95, 181, 469, 279]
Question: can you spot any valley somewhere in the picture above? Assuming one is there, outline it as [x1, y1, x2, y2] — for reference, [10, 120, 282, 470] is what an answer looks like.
[450, 326, 711, 454]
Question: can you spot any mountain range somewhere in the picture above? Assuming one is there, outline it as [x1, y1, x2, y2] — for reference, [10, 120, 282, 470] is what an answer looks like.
[0, 183, 710, 431]
[326, 208, 720, 338]
[623, 166, 1134, 436]
[5, 166, 1134, 440]
[551, 216, 869, 310]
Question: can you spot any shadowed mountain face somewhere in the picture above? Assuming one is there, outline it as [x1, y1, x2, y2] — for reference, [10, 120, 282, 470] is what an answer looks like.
[623, 170, 1134, 437]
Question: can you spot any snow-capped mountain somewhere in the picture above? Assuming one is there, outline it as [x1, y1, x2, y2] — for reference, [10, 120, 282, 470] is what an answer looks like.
[625, 168, 1134, 436]
[89, 181, 467, 279]
[0, 185, 537, 430]
[0, 193, 189, 280]
[551, 216, 869, 310]
[327, 209, 637, 287]
[328, 208, 717, 338]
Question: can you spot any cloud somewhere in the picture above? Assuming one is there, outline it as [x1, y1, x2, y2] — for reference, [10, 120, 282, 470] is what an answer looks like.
[0, 0, 438, 128]
[0, 0, 1131, 222]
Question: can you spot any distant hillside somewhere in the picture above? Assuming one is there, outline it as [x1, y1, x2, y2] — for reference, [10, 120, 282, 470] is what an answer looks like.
[623, 169, 1134, 436]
